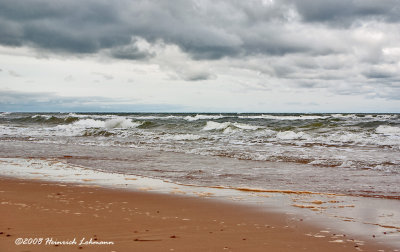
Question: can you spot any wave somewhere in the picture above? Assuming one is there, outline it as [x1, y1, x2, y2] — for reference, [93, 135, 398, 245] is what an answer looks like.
[130, 115, 180, 120]
[202, 121, 231, 131]
[104, 118, 141, 129]
[327, 132, 367, 144]
[0, 112, 11, 116]
[161, 134, 202, 141]
[238, 115, 329, 120]
[72, 119, 105, 128]
[236, 114, 399, 121]
[17, 115, 80, 124]
[376, 125, 400, 135]
[331, 114, 398, 121]
[67, 113, 89, 118]
[202, 121, 263, 133]
[276, 131, 310, 140]
[129, 114, 227, 121]
[82, 129, 116, 137]
[55, 117, 142, 135]
[137, 121, 155, 129]
[184, 114, 226, 121]
[32, 114, 51, 120]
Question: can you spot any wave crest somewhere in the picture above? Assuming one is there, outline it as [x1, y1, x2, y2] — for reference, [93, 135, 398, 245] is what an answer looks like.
[104, 118, 141, 129]
[62, 117, 142, 130]
[202, 121, 263, 133]
[184, 114, 225, 121]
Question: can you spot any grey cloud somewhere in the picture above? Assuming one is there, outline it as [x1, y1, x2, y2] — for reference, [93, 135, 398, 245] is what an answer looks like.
[0, 0, 399, 96]
[92, 72, 114, 80]
[0, 0, 369, 60]
[287, 0, 400, 26]
[9, 70, 21, 77]
[0, 90, 184, 112]
[363, 68, 397, 79]
[110, 41, 154, 60]
[0, 0, 129, 53]
[0, 90, 115, 105]
[181, 71, 215, 82]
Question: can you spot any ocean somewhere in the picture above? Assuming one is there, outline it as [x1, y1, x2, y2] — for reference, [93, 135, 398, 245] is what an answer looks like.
[0, 112, 399, 199]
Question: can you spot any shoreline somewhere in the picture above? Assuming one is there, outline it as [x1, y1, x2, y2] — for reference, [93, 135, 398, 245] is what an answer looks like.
[0, 176, 392, 252]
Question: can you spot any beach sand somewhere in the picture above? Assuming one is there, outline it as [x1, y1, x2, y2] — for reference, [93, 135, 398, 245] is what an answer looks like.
[0, 177, 384, 252]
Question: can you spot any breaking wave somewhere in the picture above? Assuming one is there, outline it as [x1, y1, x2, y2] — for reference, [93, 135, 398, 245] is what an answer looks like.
[184, 114, 226, 121]
[161, 134, 202, 141]
[238, 115, 330, 120]
[68, 117, 141, 129]
[1, 112, 399, 176]
[202, 121, 263, 133]
[376, 125, 400, 135]
[13, 114, 80, 124]
[276, 131, 310, 140]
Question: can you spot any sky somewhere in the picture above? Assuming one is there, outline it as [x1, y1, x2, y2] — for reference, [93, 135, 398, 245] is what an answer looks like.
[0, 0, 399, 113]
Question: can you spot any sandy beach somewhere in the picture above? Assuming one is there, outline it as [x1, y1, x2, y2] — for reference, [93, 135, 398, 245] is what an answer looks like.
[0, 177, 389, 252]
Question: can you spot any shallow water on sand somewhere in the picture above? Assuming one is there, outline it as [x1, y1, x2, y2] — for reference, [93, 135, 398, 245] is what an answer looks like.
[0, 140, 399, 200]
[1, 156, 399, 250]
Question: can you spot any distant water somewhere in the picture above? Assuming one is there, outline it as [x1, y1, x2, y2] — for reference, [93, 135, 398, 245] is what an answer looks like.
[1, 112, 399, 199]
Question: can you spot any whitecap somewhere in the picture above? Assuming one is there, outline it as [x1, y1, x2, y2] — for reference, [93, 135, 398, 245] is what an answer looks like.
[32, 114, 52, 120]
[202, 121, 262, 131]
[232, 122, 263, 130]
[376, 125, 400, 135]
[131, 115, 180, 120]
[276, 131, 309, 140]
[238, 115, 329, 120]
[202, 121, 231, 131]
[184, 114, 225, 121]
[72, 119, 105, 128]
[0, 112, 11, 116]
[104, 118, 141, 129]
[161, 134, 202, 141]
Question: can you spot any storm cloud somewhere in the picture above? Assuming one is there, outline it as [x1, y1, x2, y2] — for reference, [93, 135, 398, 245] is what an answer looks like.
[2, 0, 398, 59]
[0, 0, 399, 111]
[286, 0, 400, 25]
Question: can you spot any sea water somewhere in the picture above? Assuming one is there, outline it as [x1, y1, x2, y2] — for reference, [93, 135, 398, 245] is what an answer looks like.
[0, 112, 399, 198]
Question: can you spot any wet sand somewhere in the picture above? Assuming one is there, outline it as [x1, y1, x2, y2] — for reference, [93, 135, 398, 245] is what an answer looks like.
[0, 177, 388, 252]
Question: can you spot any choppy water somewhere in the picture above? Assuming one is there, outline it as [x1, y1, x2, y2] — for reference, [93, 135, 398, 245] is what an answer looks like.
[1, 112, 399, 198]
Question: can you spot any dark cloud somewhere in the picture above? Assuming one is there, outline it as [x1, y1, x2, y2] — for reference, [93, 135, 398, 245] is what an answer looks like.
[182, 71, 214, 82]
[1, 0, 385, 60]
[0, 90, 184, 112]
[0, 0, 399, 92]
[110, 41, 154, 60]
[363, 68, 397, 79]
[287, 0, 400, 26]
[0, 0, 129, 53]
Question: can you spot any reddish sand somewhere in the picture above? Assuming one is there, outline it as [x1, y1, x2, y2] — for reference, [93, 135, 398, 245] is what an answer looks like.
[0, 177, 385, 251]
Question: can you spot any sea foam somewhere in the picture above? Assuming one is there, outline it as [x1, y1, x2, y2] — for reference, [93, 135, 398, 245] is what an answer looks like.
[376, 125, 400, 135]
[184, 114, 225, 121]
[202, 121, 262, 132]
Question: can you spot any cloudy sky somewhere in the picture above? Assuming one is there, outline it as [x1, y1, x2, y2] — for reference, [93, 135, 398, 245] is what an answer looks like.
[0, 0, 399, 112]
